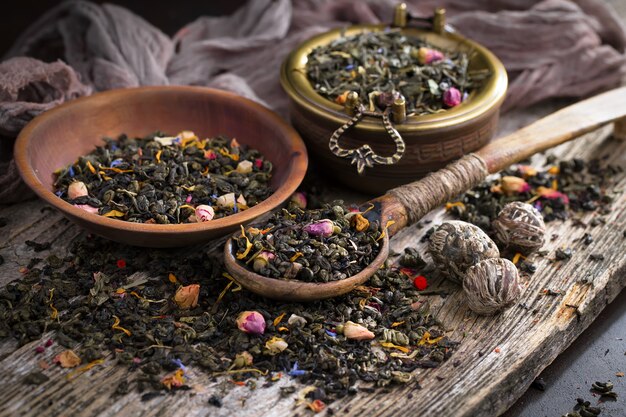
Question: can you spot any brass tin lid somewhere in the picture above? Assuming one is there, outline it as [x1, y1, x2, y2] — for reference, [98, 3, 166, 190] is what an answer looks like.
[281, 24, 508, 133]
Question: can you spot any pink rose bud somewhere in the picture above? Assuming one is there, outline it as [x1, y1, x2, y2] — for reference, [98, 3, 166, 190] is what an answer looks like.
[74, 204, 99, 214]
[254, 158, 263, 169]
[185, 195, 192, 203]
[68, 181, 88, 199]
[417, 47, 444, 64]
[537, 186, 570, 204]
[303, 219, 337, 237]
[204, 149, 217, 160]
[237, 311, 266, 335]
[500, 176, 531, 195]
[289, 192, 307, 209]
[194, 205, 215, 222]
[443, 87, 462, 108]
[252, 251, 275, 272]
[341, 321, 375, 340]
[174, 284, 200, 309]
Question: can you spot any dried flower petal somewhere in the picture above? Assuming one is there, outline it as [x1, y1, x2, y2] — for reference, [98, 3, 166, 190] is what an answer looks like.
[236, 160, 253, 174]
[342, 321, 375, 340]
[308, 399, 326, 413]
[161, 369, 185, 390]
[287, 314, 307, 328]
[68, 181, 88, 199]
[216, 193, 236, 208]
[194, 205, 215, 222]
[413, 275, 428, 290]
[174, 284, 200, 309]
[350, 213, 370, 232]
[54, 350, 81, 368]
[236, 311, 266, 335]
[74, 204, 99, 214]
[265, 336, 288, 355]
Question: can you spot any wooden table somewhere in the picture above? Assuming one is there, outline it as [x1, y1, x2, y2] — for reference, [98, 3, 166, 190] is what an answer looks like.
[2, 0, 626, 411]
[0, 94, 624, 416]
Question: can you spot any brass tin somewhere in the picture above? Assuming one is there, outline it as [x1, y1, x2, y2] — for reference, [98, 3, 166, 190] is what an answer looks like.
[280, 23, 508, 194]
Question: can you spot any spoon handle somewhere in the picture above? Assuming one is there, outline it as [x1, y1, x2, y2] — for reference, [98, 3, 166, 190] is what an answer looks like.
[378, 86, 626, 235]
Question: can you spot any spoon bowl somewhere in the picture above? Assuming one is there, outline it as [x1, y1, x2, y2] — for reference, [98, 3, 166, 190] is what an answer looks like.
[224, 235, 389, 302]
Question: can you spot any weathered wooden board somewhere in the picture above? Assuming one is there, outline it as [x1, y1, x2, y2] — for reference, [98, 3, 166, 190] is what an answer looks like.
[0, 103, 624, 417]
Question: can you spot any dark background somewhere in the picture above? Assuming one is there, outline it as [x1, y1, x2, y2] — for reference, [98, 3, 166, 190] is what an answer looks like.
[0, 0, 247, 56]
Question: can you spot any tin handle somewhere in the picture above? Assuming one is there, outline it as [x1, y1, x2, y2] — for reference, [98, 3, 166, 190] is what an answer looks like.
[328, 108, 406, 175]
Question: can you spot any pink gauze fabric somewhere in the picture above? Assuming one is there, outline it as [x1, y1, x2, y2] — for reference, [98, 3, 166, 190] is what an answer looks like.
[1, 0, 625, 203]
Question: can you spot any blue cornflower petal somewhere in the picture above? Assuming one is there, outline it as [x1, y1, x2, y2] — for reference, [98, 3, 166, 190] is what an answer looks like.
[325, 329, 337, 338]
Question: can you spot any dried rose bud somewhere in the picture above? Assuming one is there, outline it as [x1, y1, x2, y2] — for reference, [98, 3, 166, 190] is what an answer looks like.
[265, 336, 288, 355]
[74, 204, 99, 214]
[443, 87, 462, 107]
[232, 351, 253, 368]
[340, 321, 375, 340]
[236, 194, 247, 207]
[230, 138, 240, 148]
[236, 160, 253, 174]
[204, 149, 217, 160]
[463, 258, 522, 315]
[252, 251, 275, 272]
[68, 181, 88, 199]
[517, 165, 538, 177]
[417, 47, 444, 64]
[494, 176, 531, 195]
[216, 193, 236, 208]
[536, 186, 570, 204]
[236, 311, 266, 335]
[303, 219, 337, 237]
[289, 192, 307, 209]
[174, 284, 200, 309]
[194, 205, 214, 222]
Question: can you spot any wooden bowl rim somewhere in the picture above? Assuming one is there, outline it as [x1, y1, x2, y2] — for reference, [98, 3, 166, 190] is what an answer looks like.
[223, 235, 389, 302]
[14, 86, 308, 237]
[280, 23, 508, 132]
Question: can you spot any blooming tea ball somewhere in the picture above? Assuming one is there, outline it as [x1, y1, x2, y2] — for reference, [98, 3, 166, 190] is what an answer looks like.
[463, 258, 522, 315]
[492, 201, 546, 254]
[428, 221, 500, 283]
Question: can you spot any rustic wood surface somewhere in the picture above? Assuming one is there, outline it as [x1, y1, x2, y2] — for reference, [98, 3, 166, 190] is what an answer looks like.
[2, 0, 626, 410]
[0, 98, 624, 417]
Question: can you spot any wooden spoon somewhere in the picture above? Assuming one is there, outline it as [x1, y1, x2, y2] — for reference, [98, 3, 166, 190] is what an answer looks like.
[225, 86, 626, 301]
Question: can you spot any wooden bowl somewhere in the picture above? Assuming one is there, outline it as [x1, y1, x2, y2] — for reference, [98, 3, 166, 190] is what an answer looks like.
[281, 24, 507, 194]
[14, 86, 308, 248]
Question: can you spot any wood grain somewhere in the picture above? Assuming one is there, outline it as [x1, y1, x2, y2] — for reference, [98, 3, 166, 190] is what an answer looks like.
[0, 118, 624, 416]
